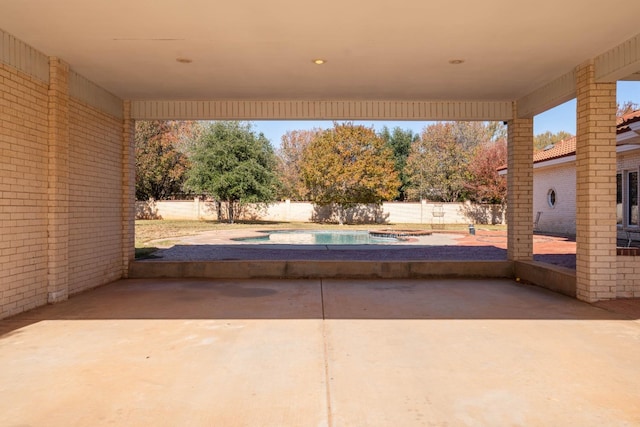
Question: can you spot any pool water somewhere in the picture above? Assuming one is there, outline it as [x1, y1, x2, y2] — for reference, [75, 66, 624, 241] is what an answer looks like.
[236, 230, 400, 245]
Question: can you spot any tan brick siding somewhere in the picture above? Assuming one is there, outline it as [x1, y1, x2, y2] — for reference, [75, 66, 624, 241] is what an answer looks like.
[616, 257, 640, 298]
[575, 62, 617, 302]
[0, 63, 49, 317]
[507, 105, 534, 261]
[68, 98, 123, 294]
[1, 58, 125, 318]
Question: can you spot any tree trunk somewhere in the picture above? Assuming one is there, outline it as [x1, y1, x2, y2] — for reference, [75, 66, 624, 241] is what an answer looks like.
[227, 202, 234, 224]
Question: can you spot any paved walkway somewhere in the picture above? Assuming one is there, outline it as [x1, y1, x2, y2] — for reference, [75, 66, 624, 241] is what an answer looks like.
[147, 229, 577, 269]
[1, 278, 639, 426]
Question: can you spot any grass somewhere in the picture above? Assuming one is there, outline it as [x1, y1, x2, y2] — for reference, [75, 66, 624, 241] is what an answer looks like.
[134, 219, 506, 258]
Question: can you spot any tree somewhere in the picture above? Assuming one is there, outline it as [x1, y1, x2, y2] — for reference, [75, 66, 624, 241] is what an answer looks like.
[378, 126, 418, 201]
[275, 129, 320, 201]
[451, 121, 505, 150]
[135, 120, 199, 200]
[466, 139, 507, 204]
[406, 122, 474, 202]
[533, 131, 573, 152]
[618, 101, 640, 117]
[300, 123, 400, 224]
[184, 122, 280, 223]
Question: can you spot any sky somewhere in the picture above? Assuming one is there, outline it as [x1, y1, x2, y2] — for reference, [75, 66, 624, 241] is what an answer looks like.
[251, 81, 640, 148]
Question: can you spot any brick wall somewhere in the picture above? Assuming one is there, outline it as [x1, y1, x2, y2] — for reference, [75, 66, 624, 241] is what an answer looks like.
[533, 162, 577, 235]
[0, 63, 50, 317]
[68, 98, 123, 294]
[1, 31, 127, 318]
[575, 62, 617, 302]
[507, 105, 534, 260]
[616, 256, 640, 298]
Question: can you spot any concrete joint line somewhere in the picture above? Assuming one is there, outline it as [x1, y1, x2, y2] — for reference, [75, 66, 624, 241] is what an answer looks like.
[320, 279, 334, 427]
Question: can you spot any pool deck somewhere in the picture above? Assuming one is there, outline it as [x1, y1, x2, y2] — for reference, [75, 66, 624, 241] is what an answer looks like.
[1, 277, 639, 426]
[144, 229, 577, 269]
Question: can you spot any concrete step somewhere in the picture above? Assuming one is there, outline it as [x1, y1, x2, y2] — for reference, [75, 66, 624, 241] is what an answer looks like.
[129, 260, 514, 280]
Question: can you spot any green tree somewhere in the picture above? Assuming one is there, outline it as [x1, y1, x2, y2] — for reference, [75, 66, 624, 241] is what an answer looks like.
[533, 130, 573, 151]
[378, 126, 418, 201]
[276, 129, 320, 201]
[301, 123, 400, 224]
[135, 120, 198, 200]
[406, 122, 475, 202]
[184, 122, 280, 223]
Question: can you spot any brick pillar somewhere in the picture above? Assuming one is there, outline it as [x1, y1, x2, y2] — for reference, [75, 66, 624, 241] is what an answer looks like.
[507, 103, 534, 261]
[122, 101, 135, 277]
[47, 58, 69, 303]
[575, 62, 617, 302]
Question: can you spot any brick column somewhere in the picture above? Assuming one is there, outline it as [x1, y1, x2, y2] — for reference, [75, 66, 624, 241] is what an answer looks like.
[122, 101, 135, 277]
[47, 58, 69, 303]
[575, 62, 617, 302]
[507, 103, 534, 261]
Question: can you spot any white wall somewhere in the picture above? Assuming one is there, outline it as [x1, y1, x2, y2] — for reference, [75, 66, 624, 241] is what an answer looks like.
[533, 162, 576, 235]
[136, 199, 506, 225]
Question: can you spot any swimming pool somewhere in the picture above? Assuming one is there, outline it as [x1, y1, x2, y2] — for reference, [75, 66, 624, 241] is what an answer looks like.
[234, 230, 401, 245]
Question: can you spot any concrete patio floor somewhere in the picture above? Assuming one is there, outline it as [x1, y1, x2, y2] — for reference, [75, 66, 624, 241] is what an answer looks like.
[1, 278, 639, 426]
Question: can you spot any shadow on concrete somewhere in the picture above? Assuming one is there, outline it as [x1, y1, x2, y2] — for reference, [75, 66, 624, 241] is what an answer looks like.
[1, 279, 636, 339]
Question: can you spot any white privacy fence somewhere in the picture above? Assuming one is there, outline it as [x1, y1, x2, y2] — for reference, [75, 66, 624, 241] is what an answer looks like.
[136, 199, 506, 225]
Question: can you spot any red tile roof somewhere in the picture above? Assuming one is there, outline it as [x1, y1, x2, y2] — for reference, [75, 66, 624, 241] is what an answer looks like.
[617, 109, 640, 135]
[533, 136, 576, 163]
[498, 109, 640, 171]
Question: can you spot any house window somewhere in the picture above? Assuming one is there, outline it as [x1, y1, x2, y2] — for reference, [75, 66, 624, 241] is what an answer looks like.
[629, 170, 639, 227]
[617, 173, 623, 226]
[547, 189, 556, 208]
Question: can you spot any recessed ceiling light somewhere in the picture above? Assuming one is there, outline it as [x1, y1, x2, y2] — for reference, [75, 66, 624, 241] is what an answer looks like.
[312, 59, 327, 65]
[448, 59, 465, 65]
[176, 57, 193, 64]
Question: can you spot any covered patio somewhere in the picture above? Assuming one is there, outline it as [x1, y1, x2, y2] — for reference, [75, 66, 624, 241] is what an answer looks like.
[3, 1, 640, 315]
[3, 2, 640, 423]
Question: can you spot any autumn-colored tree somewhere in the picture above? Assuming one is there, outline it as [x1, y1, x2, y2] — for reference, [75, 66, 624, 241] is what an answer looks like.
[301, 123, 400, 223]
[378, 126, 418, 201]
[135, 120, 200, 200]
[406, 122, 474, 202]
[184, 122, 280, 223]
[533, 130, 573, 152]
[466, 139, 507, 204]
[275, 129, 320, 200]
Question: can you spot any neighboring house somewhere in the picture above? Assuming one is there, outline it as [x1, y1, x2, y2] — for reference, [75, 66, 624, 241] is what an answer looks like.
[499, 110, 640, 240]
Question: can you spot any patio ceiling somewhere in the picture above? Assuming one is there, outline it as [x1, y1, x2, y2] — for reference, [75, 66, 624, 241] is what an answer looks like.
[1, 0, 640, 106]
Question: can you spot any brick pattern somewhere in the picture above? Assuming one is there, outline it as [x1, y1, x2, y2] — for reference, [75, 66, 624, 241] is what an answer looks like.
[1, 56, 126, 318]
[47, 58, 70, 303]
[0, 63, 49, 318]
[575, 62, 617, 302]
[68, 98, 123, 294]
[616, 256, 640, 298]
[507, 104, 534, 260]
[533, 163, 576, 236]
[122, 101, 135, 276]
[130, 100, 514, 121]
